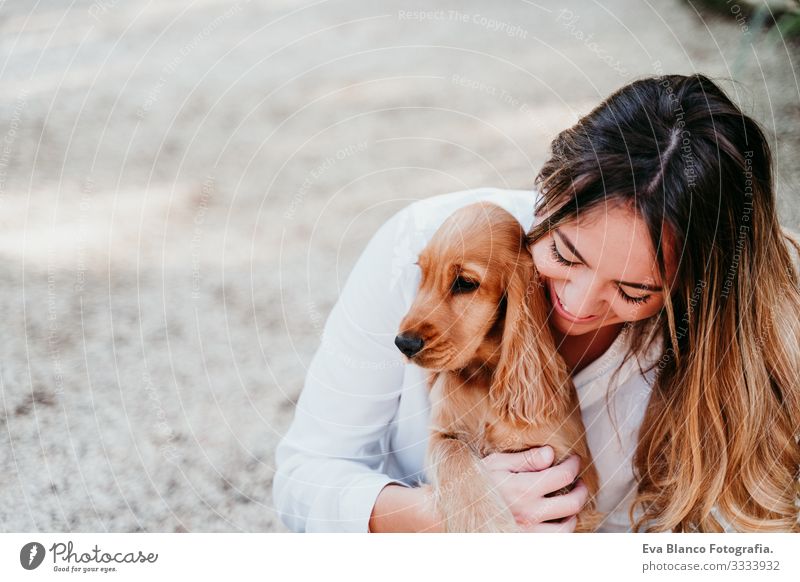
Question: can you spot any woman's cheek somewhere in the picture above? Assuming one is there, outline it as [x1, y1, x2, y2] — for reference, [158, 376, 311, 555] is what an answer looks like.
[613, 297, 663, 322]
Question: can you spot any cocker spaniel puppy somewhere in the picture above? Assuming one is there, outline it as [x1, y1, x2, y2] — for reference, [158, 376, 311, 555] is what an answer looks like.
[395, 201, 601, 532]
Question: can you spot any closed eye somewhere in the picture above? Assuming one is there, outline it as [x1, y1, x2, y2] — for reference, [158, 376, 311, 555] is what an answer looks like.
[550, 240, 577, 266]
[618, 288, 651, 305]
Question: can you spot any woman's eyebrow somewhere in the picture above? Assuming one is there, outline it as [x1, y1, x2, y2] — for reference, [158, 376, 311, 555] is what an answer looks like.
[616, 280, 662, 292]
[555, 230, 663, 292]
[555, 230, 590, 265]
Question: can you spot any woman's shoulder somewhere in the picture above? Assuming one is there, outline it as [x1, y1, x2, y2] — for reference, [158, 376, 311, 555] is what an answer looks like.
[372, 187, 540, 299]
[392, 186, 540, 244]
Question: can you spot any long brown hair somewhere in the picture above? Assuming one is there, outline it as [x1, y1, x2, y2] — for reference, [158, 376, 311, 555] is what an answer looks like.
[527, 74, 800, 532]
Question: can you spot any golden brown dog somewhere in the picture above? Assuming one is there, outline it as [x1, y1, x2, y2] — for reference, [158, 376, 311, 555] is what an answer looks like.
[395, 201, 601, 532]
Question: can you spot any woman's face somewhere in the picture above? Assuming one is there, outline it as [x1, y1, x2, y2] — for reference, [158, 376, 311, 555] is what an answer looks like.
[530, 201, 675, 336]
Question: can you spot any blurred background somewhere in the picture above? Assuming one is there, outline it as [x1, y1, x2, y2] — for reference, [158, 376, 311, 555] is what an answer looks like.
[0, 0, 797, 532]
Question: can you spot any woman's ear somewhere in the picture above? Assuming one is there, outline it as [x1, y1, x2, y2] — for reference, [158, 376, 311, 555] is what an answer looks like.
[489, 251, 571, 425]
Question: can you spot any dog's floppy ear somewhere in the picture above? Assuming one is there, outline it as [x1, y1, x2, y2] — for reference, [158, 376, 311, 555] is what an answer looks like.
[489, 249, 571, 425]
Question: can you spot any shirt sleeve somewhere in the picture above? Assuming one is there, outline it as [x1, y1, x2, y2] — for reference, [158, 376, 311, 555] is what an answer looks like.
[272, 204, 417, 533]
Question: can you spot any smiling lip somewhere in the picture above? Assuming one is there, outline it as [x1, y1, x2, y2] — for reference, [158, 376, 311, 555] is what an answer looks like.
[548, 279, 600, 324]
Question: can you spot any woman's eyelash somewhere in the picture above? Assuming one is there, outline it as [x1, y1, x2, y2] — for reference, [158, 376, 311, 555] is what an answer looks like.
[618, 289, 651, 305]
[550, 240, 576, 266]
[550, 241, 651, 305]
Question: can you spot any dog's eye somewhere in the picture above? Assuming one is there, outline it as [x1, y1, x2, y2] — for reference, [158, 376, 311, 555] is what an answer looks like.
[451, 275, 479, 294]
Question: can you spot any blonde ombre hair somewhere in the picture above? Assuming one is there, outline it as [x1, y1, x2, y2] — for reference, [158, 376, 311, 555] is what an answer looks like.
[528, 74, 800, 532]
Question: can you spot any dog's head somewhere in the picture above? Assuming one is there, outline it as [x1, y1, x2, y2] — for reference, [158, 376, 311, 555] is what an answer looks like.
[395, 202, 525, 371]
[395, 201, 570, 423]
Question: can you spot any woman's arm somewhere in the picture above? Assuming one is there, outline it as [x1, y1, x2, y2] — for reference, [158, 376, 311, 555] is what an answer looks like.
[369, 484, 445, 533]
[370, 449, 589, 533]
[272, 205, 418, 533]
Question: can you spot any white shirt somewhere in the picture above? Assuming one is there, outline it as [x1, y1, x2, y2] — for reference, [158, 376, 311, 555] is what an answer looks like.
[272, 186, 666, 533]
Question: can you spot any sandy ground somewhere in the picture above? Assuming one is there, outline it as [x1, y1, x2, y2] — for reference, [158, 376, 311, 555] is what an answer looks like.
[0, 0, 797, 532]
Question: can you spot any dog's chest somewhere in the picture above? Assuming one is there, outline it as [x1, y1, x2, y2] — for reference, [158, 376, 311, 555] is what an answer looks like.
[427, 372, 554, 456]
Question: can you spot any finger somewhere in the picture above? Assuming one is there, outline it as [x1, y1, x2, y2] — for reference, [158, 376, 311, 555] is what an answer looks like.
[523, 515, 578, 533]
[537, 454, 582, 494]
[483, 446, 554, 473]
[506, 454, 581, 499]
[534, 480, 589, 522]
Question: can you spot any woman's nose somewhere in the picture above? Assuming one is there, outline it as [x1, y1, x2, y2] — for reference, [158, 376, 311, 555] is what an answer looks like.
[561, 277, 605, 318]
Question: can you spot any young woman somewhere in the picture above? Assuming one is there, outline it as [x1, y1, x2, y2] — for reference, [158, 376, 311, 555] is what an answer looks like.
[273, 74, 800, 533]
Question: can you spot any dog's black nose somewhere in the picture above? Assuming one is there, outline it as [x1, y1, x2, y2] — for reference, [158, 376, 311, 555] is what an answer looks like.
[394, 333, 424, 358]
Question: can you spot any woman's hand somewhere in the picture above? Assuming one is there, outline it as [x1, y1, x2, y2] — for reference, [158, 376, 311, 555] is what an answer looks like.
[481, 445, 589, 532]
